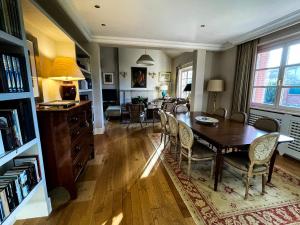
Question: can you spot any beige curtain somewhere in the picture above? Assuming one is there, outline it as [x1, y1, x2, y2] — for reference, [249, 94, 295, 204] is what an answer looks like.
[231, 39, 258, 114]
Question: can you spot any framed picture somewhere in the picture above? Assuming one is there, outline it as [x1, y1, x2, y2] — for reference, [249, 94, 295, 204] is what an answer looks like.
[103, 72, 114, 84]
[26, 33, 42, 100]
[131, 67, 147, 88]
[159, 72, 171, 82]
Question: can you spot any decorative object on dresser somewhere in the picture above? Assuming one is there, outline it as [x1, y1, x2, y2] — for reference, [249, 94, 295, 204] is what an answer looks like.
[49, 57, 85, 100]
[37, 101, 94, 199]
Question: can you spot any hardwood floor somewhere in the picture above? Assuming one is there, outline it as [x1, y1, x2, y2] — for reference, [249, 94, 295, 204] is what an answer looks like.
[15, 122, 195, 225]
[15, 121, 300, 225]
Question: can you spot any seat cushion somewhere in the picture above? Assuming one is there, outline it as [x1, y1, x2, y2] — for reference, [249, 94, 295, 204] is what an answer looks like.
[224, 152, 267, 173]
[182, 142, 215, 160]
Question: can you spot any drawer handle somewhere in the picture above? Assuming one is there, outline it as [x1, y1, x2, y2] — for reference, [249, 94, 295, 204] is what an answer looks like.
[70, 116, 79, 122]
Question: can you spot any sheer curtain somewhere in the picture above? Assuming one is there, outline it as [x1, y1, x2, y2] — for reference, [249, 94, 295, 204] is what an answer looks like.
[231, 39, 258, 114]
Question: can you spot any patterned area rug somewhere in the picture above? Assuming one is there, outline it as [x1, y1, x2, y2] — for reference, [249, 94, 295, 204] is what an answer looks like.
[148, 133, 300, 225]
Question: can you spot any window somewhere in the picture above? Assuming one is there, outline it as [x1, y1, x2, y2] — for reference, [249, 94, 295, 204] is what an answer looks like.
[178, 66, 192, 98]
[251, 41, 300, 111]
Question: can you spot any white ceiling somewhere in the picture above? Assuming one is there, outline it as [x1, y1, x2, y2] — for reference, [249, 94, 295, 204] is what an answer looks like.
[58, 0, 300, 50]
[22, 0, 71, 42]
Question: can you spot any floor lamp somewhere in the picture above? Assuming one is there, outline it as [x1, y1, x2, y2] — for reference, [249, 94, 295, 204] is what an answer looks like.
[207, 79, 224, 112]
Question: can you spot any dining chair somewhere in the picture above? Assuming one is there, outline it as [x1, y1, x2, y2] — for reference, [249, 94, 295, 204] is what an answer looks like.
[254, 117, 280, 132]
[163, 102, 176, 113]
[174, 104, 189, 113]
[230, 112, 247, 124]
[178, 121, 215, 179]
[214, 107, 227, 118]
[166, 114, 179, 157]
[158, 109, 169, 149]
[222, 132, 280, 199]
[127, 103, 146, 128]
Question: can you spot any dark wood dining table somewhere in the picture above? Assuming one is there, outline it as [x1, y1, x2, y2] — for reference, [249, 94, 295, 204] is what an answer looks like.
[175, 111, 294, 191]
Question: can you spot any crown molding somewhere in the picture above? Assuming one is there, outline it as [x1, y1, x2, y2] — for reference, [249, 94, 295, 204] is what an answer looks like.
[90, 35, 229, 51]
[230, 9, 300, 45]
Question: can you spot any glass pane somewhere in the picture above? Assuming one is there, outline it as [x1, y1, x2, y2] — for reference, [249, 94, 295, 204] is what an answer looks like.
[287, 43, 300, 65]
[188, 71, 193, 79]
[256, 48, 282, 69]
[252, 87, 277, 105]
[280, 88, 300, 108]
[283, 66, 300, 86]
[254, 69, 279, 86]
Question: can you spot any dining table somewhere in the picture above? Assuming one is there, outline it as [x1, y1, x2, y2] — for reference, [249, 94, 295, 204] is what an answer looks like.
[175, 111, 294, 191]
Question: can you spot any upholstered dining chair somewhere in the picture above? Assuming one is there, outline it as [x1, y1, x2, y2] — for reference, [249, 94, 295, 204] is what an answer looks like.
[127, 103, 146, 128]
[158, 109, 169, 149]
[254, 117, 280, 132]
[230, 112, 247, 124]
[214, 107, 227, 118]
[163, 102, 176, 113]
[174, 104, 189, 113]
[222, 132, 280, 199]
[166, 114, 179, 158]
[178, 121, 215, 179]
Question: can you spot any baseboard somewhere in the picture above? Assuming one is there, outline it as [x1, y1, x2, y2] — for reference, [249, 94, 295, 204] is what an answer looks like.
[94, 127, 105, 135]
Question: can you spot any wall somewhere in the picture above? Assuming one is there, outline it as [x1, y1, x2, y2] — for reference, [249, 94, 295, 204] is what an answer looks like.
[118, 48, 172, 103]
[171, 52, 193, 96]
[24, 21, 77, 102]
[100, 47, 119, 89]
[203, 47, 237, 115]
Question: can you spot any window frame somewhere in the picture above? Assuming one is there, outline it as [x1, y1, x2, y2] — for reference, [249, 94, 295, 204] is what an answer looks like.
[250, 39, 300, 114]
[178, 66, 193, 98]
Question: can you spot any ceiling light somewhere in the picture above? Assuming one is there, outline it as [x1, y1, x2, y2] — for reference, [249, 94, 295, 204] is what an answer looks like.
[101, 24, 106, 27]
[200, 24, 205, 28]
[94, 5, 100, 8]
[136, 49, 155, 66]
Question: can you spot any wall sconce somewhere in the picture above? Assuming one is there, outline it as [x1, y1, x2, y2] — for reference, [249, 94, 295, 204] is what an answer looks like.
[119, 72, 127, 78]
[148, 72, 156, 78]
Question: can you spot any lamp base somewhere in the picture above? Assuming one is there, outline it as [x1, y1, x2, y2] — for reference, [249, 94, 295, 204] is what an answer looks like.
[60, 81, 76, 100]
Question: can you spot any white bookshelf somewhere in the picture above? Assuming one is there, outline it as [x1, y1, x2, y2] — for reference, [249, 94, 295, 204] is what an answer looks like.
[0, 0, 52, 224]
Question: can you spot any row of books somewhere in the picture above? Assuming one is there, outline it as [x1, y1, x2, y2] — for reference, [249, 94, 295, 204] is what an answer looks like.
[0, 108, 23, 153]
[0, 53, 24, 93]
[0, 0, 21, 38]
[0, 156, 40, 222]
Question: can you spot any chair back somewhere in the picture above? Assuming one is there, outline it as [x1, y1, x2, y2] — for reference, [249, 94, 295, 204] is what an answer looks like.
[254, 117, 280, 132]
[163, 102, 176, 113]
[128, 104, 144, 122]
[178, 121, 194, 150]
[158, 109, 168, 127]
[175, 104, 189, 113]
[230, 112, 247, 124]
[214, 108, 227, 118]
[248, 132, 279, 165]
[167, 114, 178, 136]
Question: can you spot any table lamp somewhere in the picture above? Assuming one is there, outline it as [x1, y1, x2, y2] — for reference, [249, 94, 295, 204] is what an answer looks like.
[207, 79, 224, 112]
[49, 57, 85, 100]
[160, 85, 168, 97]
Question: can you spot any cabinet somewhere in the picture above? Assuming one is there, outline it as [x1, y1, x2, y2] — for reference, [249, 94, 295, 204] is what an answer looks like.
[37, 101, 94, 199]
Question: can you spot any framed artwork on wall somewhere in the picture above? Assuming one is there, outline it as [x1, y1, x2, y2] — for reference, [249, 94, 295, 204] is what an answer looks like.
[103, 72, 114, 84]
[131, 67, 147, 88]
[26, 33, 42, 101]
[159, 72, 171, 82]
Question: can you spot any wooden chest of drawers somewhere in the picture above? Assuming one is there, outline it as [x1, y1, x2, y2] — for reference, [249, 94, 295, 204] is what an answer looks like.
[37, 101, 94, 199]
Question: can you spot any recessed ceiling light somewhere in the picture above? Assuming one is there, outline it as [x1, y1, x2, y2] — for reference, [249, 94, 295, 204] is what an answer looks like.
[94, 5, 100, 8]
[101, 24, 106, 27]
[200, 24, 205, 28]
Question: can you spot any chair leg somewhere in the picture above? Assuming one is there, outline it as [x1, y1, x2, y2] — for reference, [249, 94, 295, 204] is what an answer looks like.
[164, 133, 167, 149]
[140, 121, 143, 128]
[178, 150, 182, 169]
[187, 156, 191, 179]
[210, 160, 214, 179]
[219, 157, 223, 182]
[245, 176, 250, 200]
[160, 132, 163, 144]
[262, 174, 266, 195]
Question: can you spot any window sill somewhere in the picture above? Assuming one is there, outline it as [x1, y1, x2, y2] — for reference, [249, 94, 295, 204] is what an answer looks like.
[250, 106, 300, 117]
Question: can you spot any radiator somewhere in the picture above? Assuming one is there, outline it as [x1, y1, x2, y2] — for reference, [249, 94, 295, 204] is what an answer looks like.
[249, 108, 300, 160]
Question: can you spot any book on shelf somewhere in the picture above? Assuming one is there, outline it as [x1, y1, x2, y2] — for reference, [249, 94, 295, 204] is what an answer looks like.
[0, 160, 39, 222]
[0, 0, 21, 38]
[0, 53, 24, 93]
[0, 109, 23, 152]
[14, 155, 41, 182]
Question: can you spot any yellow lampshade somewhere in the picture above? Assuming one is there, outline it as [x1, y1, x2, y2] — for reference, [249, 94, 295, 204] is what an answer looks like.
[207, 79, 224, 92]
[49, 57, 85, 81]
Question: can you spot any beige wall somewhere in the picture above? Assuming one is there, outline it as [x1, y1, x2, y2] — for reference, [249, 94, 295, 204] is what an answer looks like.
[24, 21, 77, 102]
